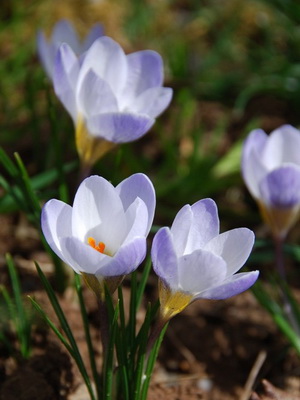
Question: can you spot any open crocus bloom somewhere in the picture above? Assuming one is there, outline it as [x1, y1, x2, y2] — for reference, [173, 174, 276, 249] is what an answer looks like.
[41, 174, 155, 298]
[37, 19, 104, 80]
[151, 199, 258, 321]
[242, 125, 300, 239]
[53, 36, 173, 167]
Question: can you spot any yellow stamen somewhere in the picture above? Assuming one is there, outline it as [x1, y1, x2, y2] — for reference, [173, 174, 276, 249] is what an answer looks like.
[88, 237, 106, 253]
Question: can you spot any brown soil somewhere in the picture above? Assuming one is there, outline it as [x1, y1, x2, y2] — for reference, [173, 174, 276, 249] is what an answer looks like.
[1, 222, 300, 400]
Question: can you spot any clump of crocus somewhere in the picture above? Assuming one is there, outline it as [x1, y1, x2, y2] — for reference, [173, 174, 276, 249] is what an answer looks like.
[151, 198, 258, 322]
[41, 173, 155, 300]
[53, 36, 173, 171]
[37, 19, 104, 80]
[242, 125, 300, 240]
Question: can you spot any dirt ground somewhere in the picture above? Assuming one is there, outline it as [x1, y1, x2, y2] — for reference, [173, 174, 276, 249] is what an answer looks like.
[1, 212, 300, 400]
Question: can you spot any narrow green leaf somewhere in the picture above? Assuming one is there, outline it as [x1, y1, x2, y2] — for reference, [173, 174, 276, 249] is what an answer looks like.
[115, 287, 129, 400]
[14, 152, 41, 217]
[103, 302, 119, 400]
[136, 257, 152, 310]
[35, 263, 95, 400]
[128, 272, 137, 350]
[74, 274, 101, 399]
[140, 323, 168, 400]
[6, 254, 31, 358]
[133, 304, 152, 400]
[29, 296, 74, 354]
[0, 147, 19, 178]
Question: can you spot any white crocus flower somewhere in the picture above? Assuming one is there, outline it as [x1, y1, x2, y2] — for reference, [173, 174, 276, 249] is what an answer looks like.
[242, 125, 300, 239]
[53, 36, 173, 168]
[41, 173, 155, 299]
[151, 198, 259, 321]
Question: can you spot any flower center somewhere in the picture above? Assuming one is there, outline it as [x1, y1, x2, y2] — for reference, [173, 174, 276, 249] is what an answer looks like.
[88, 237, 106, 253]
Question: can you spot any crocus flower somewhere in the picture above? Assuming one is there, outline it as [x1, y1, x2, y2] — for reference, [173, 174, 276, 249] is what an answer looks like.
[37, 19, 104, 80]
[242, 125, 300, 239]
[41, 173, 155, 299]
[53, 36, 173, 168]
[151, 199, 258, 321]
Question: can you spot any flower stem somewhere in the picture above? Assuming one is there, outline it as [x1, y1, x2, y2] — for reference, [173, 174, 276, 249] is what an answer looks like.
[78, 161, 92, 184]
[98, 299, 110, 358]
[273, 235, 286, 281]
[273, 235, 300, 335]
[146, 315, 167, 355]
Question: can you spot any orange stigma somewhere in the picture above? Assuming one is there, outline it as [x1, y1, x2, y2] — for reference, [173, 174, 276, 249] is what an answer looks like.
[88, 237, 106, 253]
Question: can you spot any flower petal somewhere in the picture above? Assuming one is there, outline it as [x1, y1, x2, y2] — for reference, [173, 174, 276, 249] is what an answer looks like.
[120, 50, 163, 107]
[37, 31, 54, 79]
[262, 125, 300, 169]
[122, 198, 149, 244]
[203, 228, 254, 276]
[151, 227, 179, 290]
[98, 237, 146, 277]
[241, 128, 268, 199]
[52, 19, 80, 53]
[116, 173, 156, 234]
[129, 87, 173, 119]
[72, 175, 127, 254]
[171, 199, 219, 256]
[78, 36, 127, 96]
[41, 199, 73, 263]
[82, 24, 105, 51]
[77, 69, 118, 117]
[198, 271, 259, 300]
[178, 249, 227, 294]
[87, 112, 154, 142]
[259, 165, 300, 208]
[53, 43, 79, 122]
[61, 236, 108, 274]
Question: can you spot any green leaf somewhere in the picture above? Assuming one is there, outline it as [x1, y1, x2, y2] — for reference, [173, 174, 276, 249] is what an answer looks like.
[103, 302, 119, 400]
[6, 253, 31, 358]
[35, 263, 95, 400]
[74, 274, 101, 399]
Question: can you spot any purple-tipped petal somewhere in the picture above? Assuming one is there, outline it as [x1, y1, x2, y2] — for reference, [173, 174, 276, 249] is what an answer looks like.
[99, 237, 146, 277]
[171, 199, 220, 255]
[53, 43, 79, 121]
[61, 236, 108, 275]
[259, 165, 300, 208]
[242, 129, 268, 199]
[178, 250, 227, 293]
[198, 271, 259, 300]
[151, 227, 179, 290]
[122, 50, 163, 104]
[87, 112, 154, 142]
[116, 173, 156, 234]
[82, 24, 105, 51]
[77, 69, 118, 117]
[79, 36, 127, 95]
[131, 87, 173, 119]
[204, 228, 254, 276]
[52, 19, 80, 53]
[41, 199, 73, 264]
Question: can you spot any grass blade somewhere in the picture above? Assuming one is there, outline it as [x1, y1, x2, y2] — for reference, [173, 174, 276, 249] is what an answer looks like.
[74, 274, 101, 399]
[35, 263, 95, 400]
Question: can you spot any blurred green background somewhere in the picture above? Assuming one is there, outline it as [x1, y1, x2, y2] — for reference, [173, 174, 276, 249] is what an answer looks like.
[1, 0, 300, 234]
